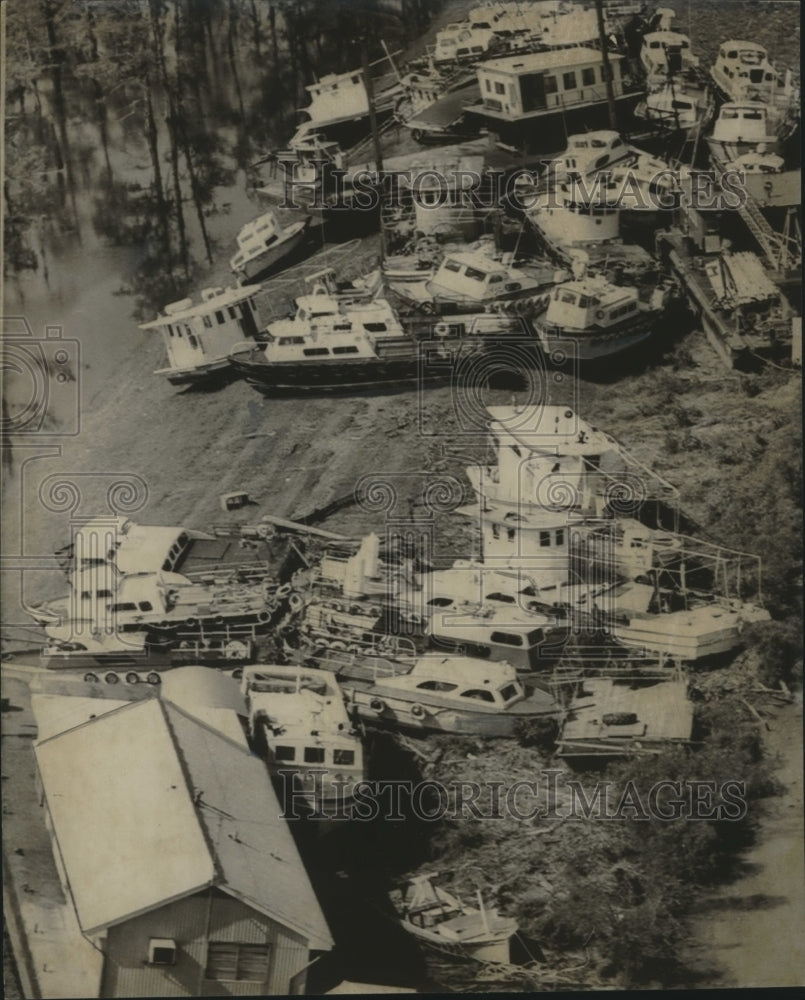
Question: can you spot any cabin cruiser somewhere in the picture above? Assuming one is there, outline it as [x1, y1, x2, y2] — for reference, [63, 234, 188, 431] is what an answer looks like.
[324, 652, 558, 737]
[240, 665, 365, 814]
[391, 875, 518, 963]
[634, 79, 714, 136]
[387, 249, 558, 314]
[710, 39, 798, 126]
[140, 285, 263, 386]
[229, 210, 310, 284]
[639, 8, 699, 83]
[531, 261, 676, 361]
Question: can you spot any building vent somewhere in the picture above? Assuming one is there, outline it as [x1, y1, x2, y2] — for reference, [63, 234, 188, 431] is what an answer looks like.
[148, 938, 177, 966]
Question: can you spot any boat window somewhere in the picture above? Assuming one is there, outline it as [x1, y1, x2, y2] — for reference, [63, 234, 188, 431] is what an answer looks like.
[582, 67, 596, 86]
[188, 334, 198, 349]
[274, 745, 296, 761]
[545, 75, 558, 95]
[228, 306, 237, 319]
[490, 631, 523, 646]
[112, 602, 137, 612]
[363, 322, 388, 332]
[562, 71, 577, 90]
[672, 100, 692, 110]
[80, 590, 91, 600]
[203, 315, 213, 329]
[138, 601, 153, 612]
[650, 41, 660, 49]
[97, 589, 113, 598]
[303, 347, 330, 356]
[215, 310, 225, 324]
[499, 683, 519, 702]
[560, 291, 577, 305]
[443, 259, 462, 273]
[464, 266, 487, 281]
[417, 680, 458, 692]
[427, 597, 454, 607]
[332, 346, 360, 355]
[742, 110, 763, 120]
[494, 81, 505, 95]
[492, 524, 500, 539]
[486, 592, 515, 603]
[488, 274, 504, 283]
[527, 629, 544, 644]
[577, 295, 591, 308]
[333, 749, 355, 765]
[555, 529, 565, 546]
[727, 50, 738, 59]
[485, 79, 491, 92]
[540, 531, 551, 547]
[352, 75, 360, 84]
[279, 336, 305, 345]
[461, 688, 495, 702]
[506, 528, 515, 541]
[304, 746, 326, 763]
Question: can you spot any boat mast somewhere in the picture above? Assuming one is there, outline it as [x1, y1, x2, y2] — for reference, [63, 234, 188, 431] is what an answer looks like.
[595, 0, 617, 130]
[361, 38, 385, 261]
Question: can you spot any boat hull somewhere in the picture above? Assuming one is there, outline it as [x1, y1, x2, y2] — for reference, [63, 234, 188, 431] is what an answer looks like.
[156, 357, 234, 387]
[533, 310, 658, 362]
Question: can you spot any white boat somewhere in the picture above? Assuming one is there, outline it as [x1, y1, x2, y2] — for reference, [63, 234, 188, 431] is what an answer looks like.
[240, 664, 365, 813]
[391, 874, 518, 963]
[634, 79, 714, 136]
[388, 249, 558, 314]
[532, 265, 675, 362]
[332, 653, 558, 737]
[710, 39, 798, 132]
[139, 285, 263, 386]
[639, 10, 699, 83]
[229, 210, 310, 284]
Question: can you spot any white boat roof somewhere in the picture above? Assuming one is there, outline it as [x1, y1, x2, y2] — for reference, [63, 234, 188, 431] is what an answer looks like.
[721, 39, 767, 51]
[643, 30, 690, 44]
[31, 693, 133, 742]
[409, 654, 519, 686]
[480, 47, 621, 73]
[566, 130, 621, 146]
[140, 285, 261, 329]
[243, 664, 351, 734]
[440, 251, 507, 272]
[159, 666, 247, 715]
[466, 501, 581, 530]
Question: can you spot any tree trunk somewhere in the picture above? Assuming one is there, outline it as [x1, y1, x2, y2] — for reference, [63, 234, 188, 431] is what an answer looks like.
[249, 0, 262, 59]
[227, 0, 246, 121]
[145, 87, 172, 266]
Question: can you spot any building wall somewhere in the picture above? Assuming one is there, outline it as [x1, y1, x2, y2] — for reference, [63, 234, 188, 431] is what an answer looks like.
[100, 888, 310, 997]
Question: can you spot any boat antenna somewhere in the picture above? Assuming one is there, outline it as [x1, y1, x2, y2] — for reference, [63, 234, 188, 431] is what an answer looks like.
[476, 889, 491, 934]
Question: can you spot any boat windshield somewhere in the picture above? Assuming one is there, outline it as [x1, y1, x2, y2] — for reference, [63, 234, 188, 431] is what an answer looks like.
[499, 682, 521, 703]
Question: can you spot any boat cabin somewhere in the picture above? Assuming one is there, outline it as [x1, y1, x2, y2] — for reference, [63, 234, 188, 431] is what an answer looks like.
[229, 210, 295, 273]
[529, 184, 621, 247]
[385, 654, 529, 706]
[428, 252, 528, 302]
[711, 102, 777, 145]
[300, 69, 370, 127]
[544, 276, 640, 331]
[640, 30, 697, 80]
[555, 131, 629, 180]
[434, 22, 495, 63]
[475, 47, 626, 122]
[426, 603, 551, 670]
[711, 40, 784, 104]
[140, 285, 262, 380]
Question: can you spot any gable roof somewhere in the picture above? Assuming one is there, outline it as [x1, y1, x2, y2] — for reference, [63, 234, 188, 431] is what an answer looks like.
[35, 698, 332, 949]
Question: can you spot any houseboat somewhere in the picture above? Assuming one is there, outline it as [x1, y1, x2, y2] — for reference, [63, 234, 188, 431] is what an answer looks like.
[531, 266, 676, 361]
[388, 249, 558, 314]
[288, 64, 402, 149]
[229, 209, 311, 284]
[331, 652, 559, 737]
[391, 875, 518, 963]
[467, 47, 641, 147]
[240, 664, 365, 814]
[140, 285, 263, 387]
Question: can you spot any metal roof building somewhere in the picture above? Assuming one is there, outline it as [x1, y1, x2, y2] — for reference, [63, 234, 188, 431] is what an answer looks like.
[35, 697, 332, 996]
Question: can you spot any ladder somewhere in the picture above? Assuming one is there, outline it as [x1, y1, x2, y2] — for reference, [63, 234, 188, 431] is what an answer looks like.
[738, 191, 802, 274]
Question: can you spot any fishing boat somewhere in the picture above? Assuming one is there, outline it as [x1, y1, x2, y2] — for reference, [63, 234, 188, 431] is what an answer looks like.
[240, 664, 364, 813]
[324, 652, 558, 737]
[140, 285, 263, 386]
[531, 260, 676, 361]
[387, 249, 558, 315]
[391, 874, 518, 963]
[229, 210, 311, 284]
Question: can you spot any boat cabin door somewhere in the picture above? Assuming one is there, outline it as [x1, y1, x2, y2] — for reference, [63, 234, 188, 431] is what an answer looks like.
[239, 303, 259, 339]
[520, 73, 547, 112]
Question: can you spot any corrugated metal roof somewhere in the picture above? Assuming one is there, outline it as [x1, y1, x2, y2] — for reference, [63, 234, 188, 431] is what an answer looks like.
[163, 703, 333, 950]
[35, 699, 214, 936]
[35, 699, 332, 950]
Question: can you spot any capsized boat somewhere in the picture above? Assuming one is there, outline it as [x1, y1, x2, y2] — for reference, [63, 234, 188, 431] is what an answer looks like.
[391, 874, 518, 963]
[229, 210, 311, 284]
[240, 664, 365, 813]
